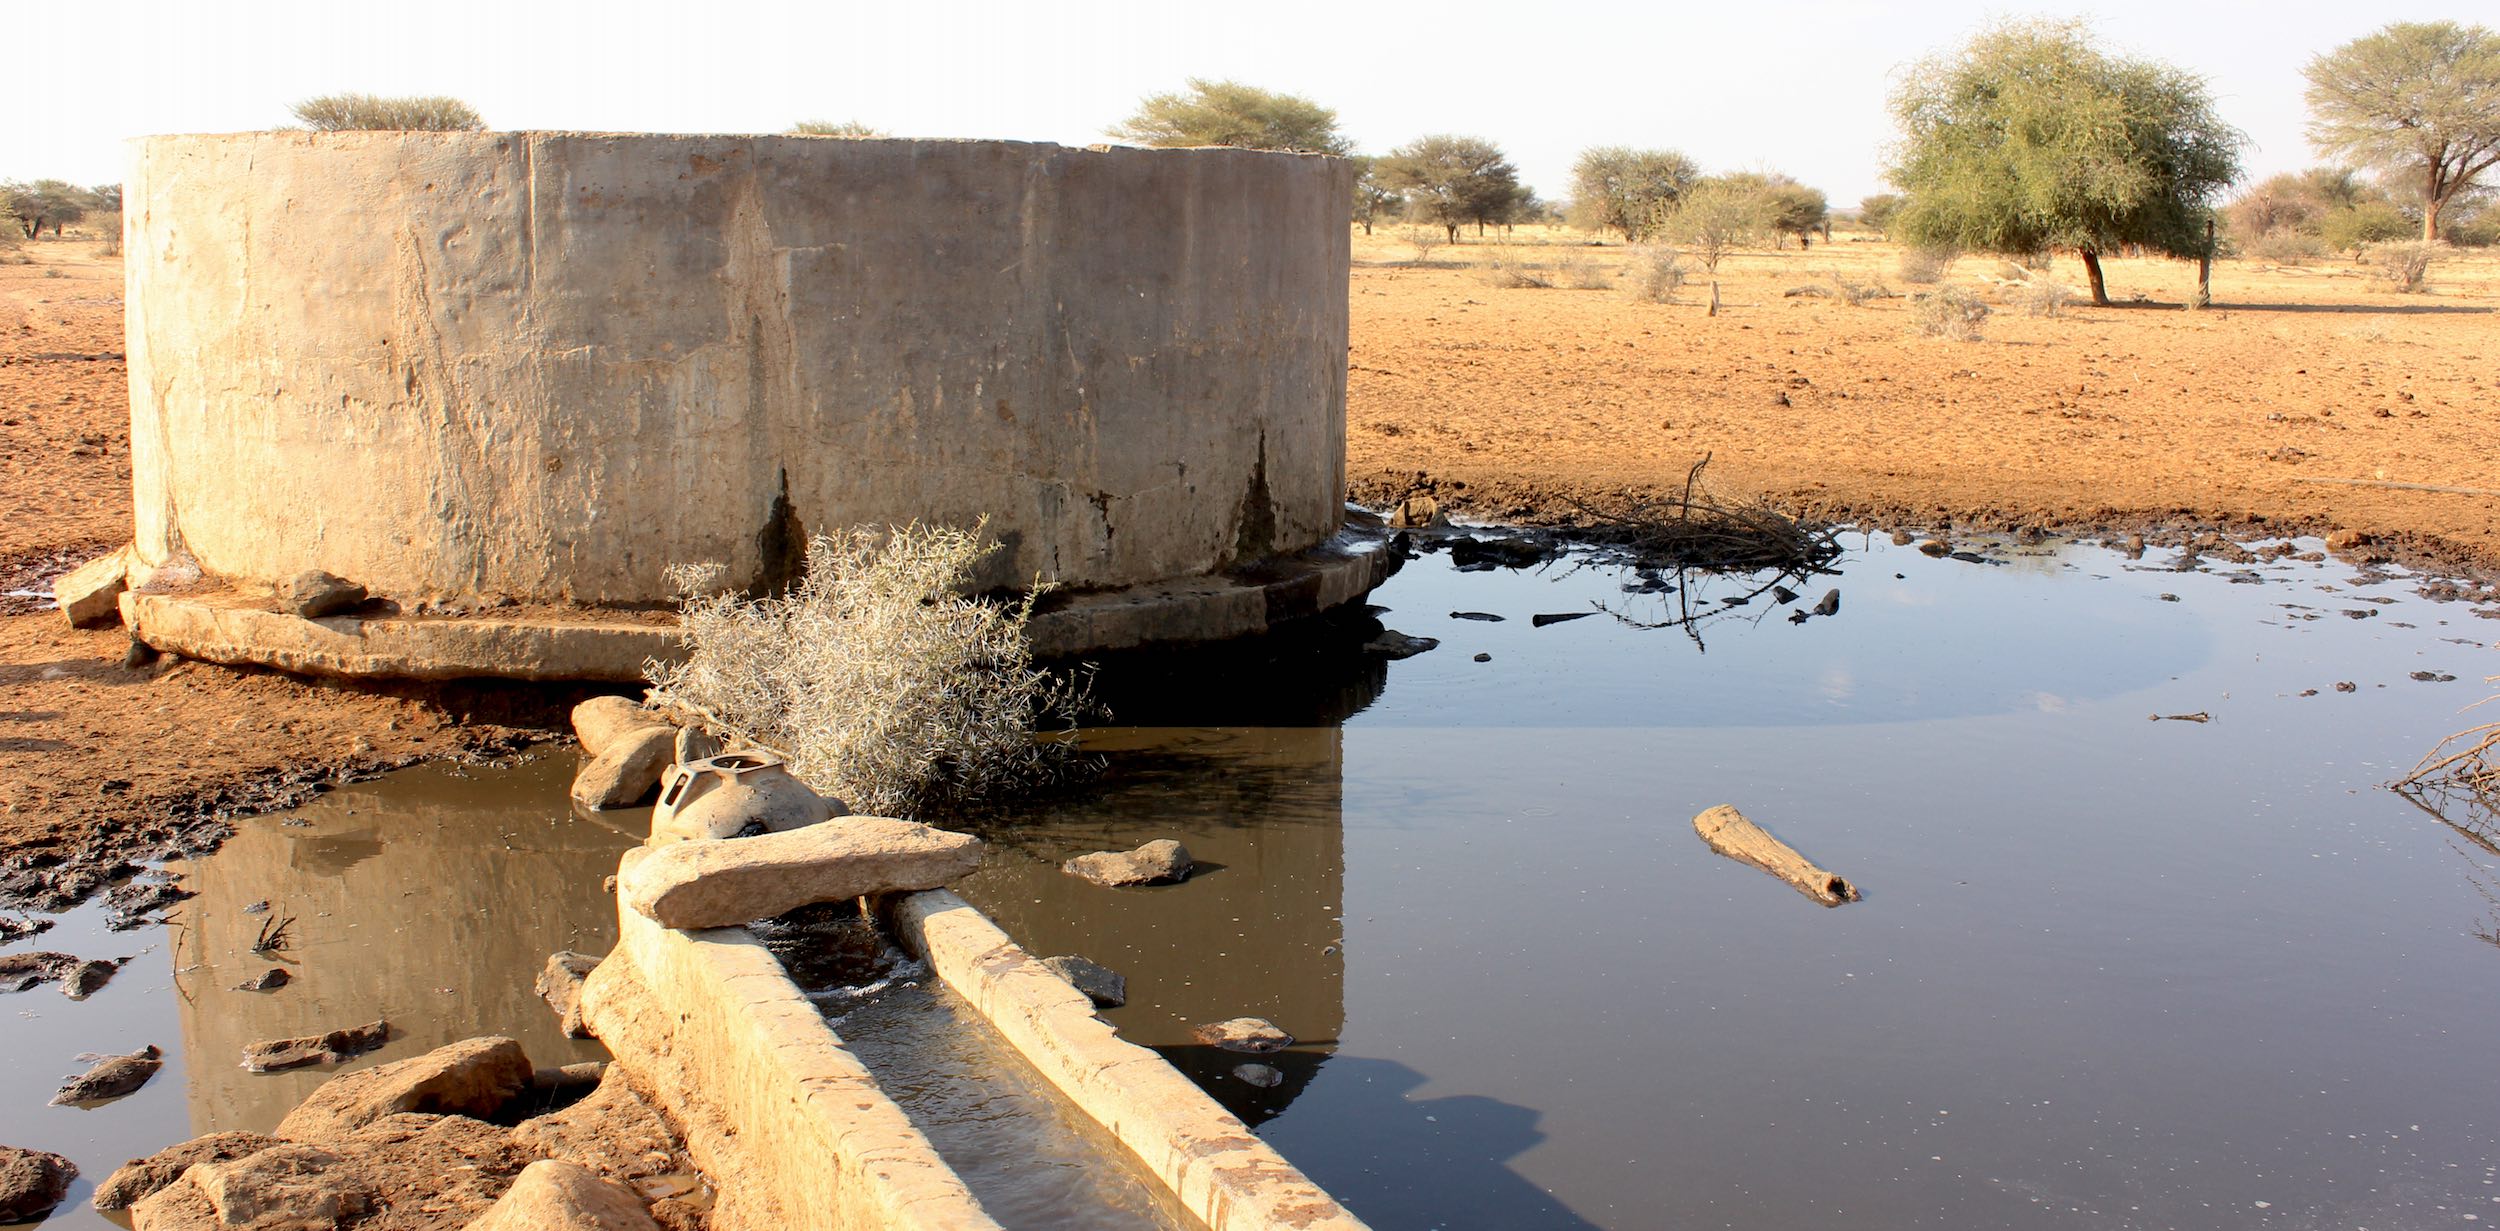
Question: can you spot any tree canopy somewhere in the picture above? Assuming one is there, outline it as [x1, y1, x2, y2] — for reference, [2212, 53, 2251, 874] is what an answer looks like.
[1379, 135, 1522, 242]
[1885, 19, 2244, 304]
[2304, 21, 2500, 242]
[4, 180, 100, 238]
[1567, 147, 1698, 243]
[1108, 79, 1351, 155]
[292, 94, 485, 132]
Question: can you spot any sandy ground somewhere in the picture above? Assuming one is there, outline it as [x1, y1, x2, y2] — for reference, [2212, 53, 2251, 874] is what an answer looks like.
[1346, 225, 2500, 565]
[2, 226, 2495, 901]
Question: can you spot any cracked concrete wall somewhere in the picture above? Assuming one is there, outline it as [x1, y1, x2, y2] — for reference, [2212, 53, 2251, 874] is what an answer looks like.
[125, 132, 1351, 604]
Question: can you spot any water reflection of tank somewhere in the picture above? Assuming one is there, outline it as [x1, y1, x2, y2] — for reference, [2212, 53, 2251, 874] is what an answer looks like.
[170, 761, 629, 1133]
[953, 721, 1355, 1127]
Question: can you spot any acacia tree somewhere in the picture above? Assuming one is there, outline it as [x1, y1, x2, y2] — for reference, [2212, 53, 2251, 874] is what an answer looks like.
[1886, 19, 2244, 305]
[1857, 193, 1904, 235]
[1657, 177, 1766, 272]
[1380, 135, 1522, 242]
[1109, 79, 1351, 155]
[1349, 155, 1400, 234]
[3, 180, 94, 238]
[1567, 147, 1698, 242]
[291, 94, 485, 131]
[2304, 21, 2500, 243]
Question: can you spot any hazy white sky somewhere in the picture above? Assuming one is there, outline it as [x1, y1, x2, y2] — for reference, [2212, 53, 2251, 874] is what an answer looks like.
[13, 0, 2481, 204]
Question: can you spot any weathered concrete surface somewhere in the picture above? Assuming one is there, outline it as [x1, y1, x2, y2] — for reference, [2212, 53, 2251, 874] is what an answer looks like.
[617, 819, 983, 929]
[119, 523, 1393, 679]
[897, 890, 1370, 1231]
[120, 590, 676, 682]
[578, 897, 1000, 1231]
[126, 132, 1352, 614]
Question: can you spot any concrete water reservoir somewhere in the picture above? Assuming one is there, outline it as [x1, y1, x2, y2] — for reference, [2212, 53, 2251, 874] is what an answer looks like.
[118, 132, 1387, 678]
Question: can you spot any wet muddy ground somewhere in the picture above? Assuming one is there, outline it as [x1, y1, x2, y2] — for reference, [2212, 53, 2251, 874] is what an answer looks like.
[2, 531, 2494, 1228]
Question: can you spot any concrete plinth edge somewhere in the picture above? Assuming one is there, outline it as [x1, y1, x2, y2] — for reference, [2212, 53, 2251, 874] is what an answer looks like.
[578, 901, 1002, 1231]
[120, 522, 1395, 682]
[896, 889, 1372, 1231]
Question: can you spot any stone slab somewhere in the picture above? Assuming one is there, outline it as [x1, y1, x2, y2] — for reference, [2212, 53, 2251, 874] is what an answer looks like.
[618, 819, 984, 929]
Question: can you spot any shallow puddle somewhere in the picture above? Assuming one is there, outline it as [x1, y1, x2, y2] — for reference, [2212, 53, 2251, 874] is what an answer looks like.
[2, 532, 2495, 1229]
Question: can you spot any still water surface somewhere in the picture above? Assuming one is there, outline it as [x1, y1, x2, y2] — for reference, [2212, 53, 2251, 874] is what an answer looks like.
[3, 533, 2495, 1229]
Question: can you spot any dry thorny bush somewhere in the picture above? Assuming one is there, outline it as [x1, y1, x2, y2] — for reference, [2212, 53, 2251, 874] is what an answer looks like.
[1626, 246, 1686, 303]
[2396, 676, 2500, 828]
[645, 522, 1089, 818]
[1562, 456, 1842, 648]
[1913, 286, 1991, 340]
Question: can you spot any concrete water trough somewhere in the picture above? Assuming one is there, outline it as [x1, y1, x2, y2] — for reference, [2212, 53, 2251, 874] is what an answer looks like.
[99, 131, 1386, 678]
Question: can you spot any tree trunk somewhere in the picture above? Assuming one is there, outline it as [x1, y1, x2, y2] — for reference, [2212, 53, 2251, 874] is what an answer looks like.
[1797, 229, 1812, 250]
[2081, 248, 2110, 306]
[2192, 219, 2213, 309]
[2422, 194, 2442, 243]
[1444, 223, 1458, 245]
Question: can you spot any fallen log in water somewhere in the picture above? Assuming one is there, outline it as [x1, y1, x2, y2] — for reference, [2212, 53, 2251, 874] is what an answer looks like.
[1692, 805, 1861, 906]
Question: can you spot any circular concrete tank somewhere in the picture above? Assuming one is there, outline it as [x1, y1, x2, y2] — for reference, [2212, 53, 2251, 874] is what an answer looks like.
[119, 132, 1387, 678]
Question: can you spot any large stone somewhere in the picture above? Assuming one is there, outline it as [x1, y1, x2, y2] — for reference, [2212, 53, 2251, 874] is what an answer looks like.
[93, 1132, 281, 1211]
[571, 725, 676, 811]
[1063, 839, 1193, 887]
[617, 818, 985, 929]
[53, 546, 130, 628]
[466, 1160, 663, 1231]
[131, 1114, 530, 1231]
[510, 1067, 687, 1193]
[0, 1146, 75, 1222]
[572, 696, 672, 758]
[1041, 955, 1127, 1008]
[537, 951, 602, 1038]
[275, 1036, 533, 1141]
[277, 569, 367, 618]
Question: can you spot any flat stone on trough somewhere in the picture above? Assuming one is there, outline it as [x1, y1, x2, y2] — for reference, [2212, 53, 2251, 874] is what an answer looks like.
[618, 818, 985, 930]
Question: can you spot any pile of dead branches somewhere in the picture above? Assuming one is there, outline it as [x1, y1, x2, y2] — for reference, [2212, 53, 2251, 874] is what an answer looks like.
[2398, 676, 2500, 808]
[1565, 455, 1841, 572]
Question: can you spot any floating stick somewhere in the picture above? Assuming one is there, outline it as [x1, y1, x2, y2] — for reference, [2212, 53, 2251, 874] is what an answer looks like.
[1693, 805, 1860, 907]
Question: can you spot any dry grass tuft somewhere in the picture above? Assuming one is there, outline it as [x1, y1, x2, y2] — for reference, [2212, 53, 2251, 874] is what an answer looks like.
[1913, 286, 1991, 339]
[2367, 242, 2437, 293]
[1625, 246, 1686, 302]
[1475, 247, 1557, 289]
[1896, 247, 1957, 284]
[645, 522, 1088, 817]
[2017, 281, 2076, 317]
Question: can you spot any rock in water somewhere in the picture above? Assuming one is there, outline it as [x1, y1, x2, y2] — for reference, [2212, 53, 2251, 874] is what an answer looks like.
[1063, 839, 1193, 887]
[1193, 1017, 1294, 1055]
[1812, 589, 1841, 617]
[1041, 955, 1127, 1007]
[537, 951, 601, 1038]
[276, 1036, 535, 1141]
[242, 1018, 390, 1073]
[1363, 630, 1439, 659]
[278, 569, 367, 618]
[234, 967, 290, 992]
[93, 1132, 282, 1211]
[570, 724, 676, 811]
[0, 1146, 75, 1222]
[1232, 1063, 1285, 1088]
[51, 1044, 162, 1105]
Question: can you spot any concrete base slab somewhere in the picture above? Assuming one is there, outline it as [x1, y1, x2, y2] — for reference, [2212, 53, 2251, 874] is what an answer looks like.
[123, 522, 1397, 682]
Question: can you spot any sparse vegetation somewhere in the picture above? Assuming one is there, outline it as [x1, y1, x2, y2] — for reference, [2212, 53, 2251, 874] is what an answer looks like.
[1351, 156, 1399, 235]
[1474, 248, 1556, 289]
[1625, 246, 1687, 302]
[1558, 251, 1612, 289]
[1914, 286, 1991, 339]
[91, 211, 121, 257]
[1895, 246, 1956, 283]
[790, 120, 886, 137]
[1886, 18, 2244, 305]
[1109, 78, 1350, 154]
[2367, 241, 2438, 291]
[1858, 193, 1905, 236]
[4, 180, 94, 238]
[645, 523, 1087, 817]
[2322, 200, 2418, 255]
[290, 94, 485, 132]
[1658, 178, 1765, 272]
[2017, 281, 2076, 316]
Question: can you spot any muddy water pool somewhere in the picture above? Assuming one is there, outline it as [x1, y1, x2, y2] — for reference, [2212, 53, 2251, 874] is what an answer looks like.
[1, 532, 2494, 1229]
